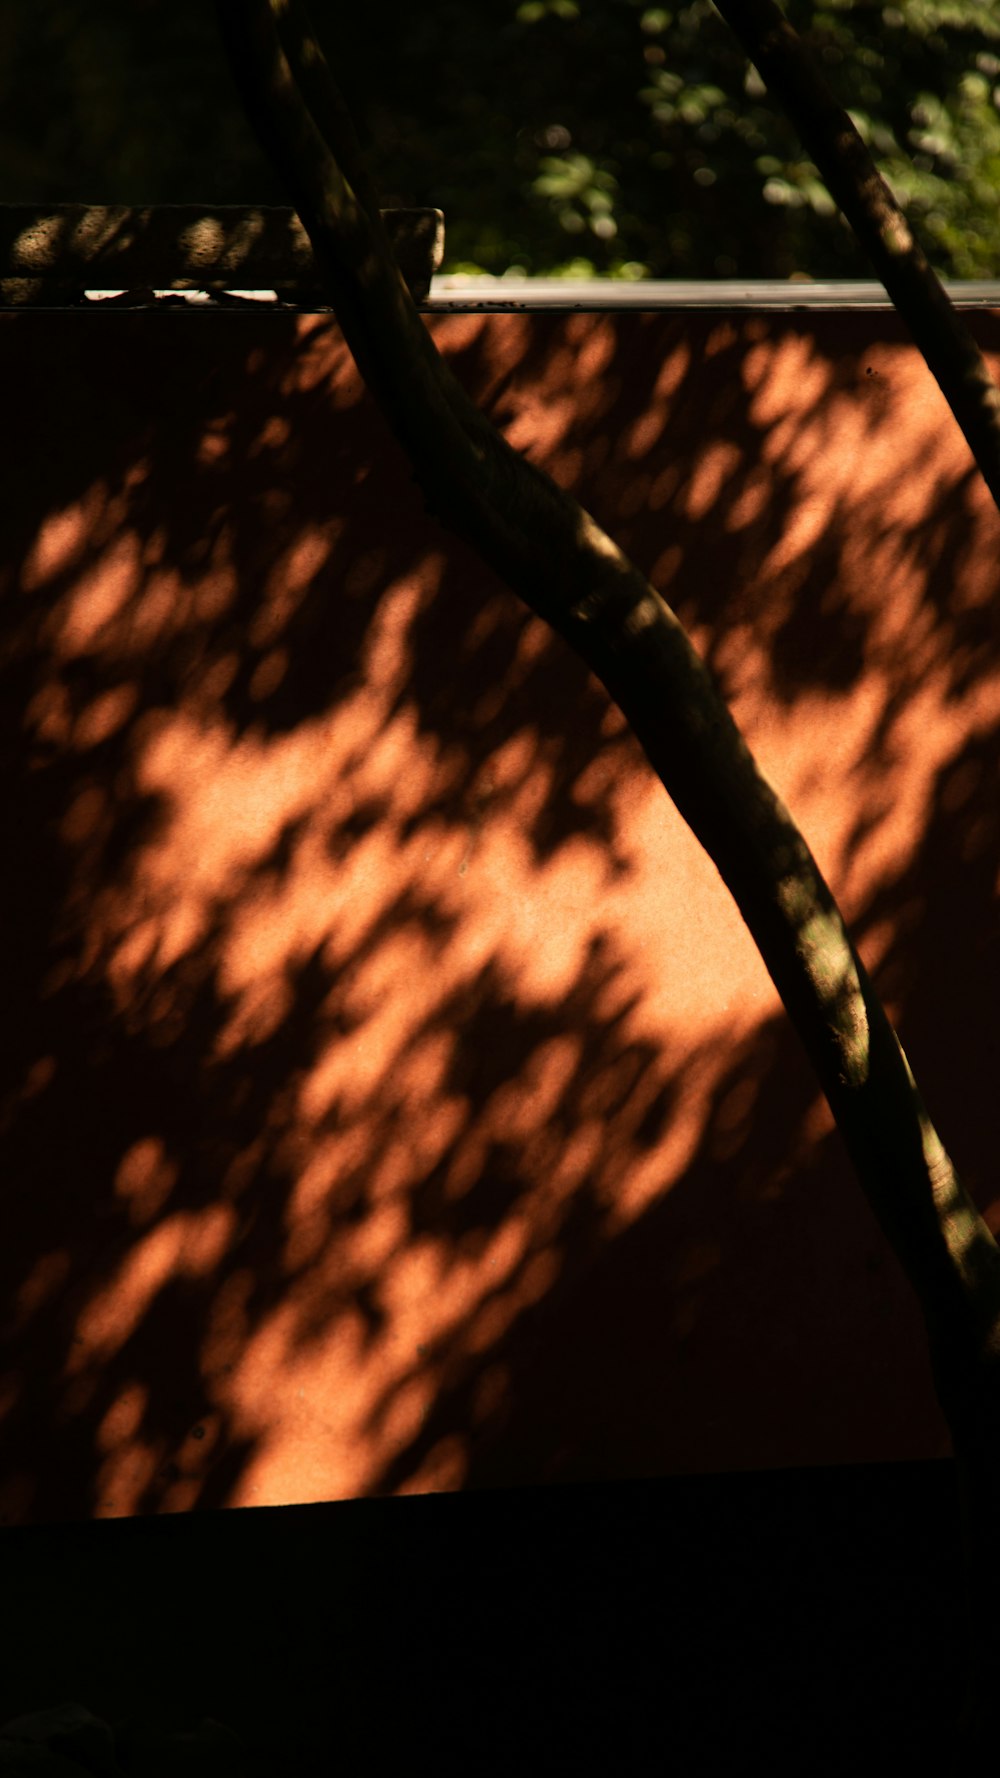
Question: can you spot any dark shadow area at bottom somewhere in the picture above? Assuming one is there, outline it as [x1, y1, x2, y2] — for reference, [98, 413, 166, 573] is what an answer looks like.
[1, 1462, 965, 1775]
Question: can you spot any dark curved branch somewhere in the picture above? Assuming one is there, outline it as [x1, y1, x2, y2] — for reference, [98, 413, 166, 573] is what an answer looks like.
[267, 1, 387, 229]
[214, 0, 1000, 1418]
[712, 0, 1000, 515]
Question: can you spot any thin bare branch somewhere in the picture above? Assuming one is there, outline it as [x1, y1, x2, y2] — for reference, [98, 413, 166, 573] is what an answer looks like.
[712, 0, 1000, 514]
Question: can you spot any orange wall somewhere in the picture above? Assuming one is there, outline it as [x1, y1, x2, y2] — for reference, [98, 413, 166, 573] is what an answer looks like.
[1, 304, 999, 1522]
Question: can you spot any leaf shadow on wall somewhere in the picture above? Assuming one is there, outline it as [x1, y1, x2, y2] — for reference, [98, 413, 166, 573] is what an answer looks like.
[0, 303, 998, 1520]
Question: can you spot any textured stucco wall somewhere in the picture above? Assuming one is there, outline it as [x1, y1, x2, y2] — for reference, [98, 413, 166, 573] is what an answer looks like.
[1, 305, 999, 1521]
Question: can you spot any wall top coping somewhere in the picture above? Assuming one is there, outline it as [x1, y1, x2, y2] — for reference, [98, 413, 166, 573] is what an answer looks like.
[425, 277, 1000, 312]
[9, 279, 999, 317]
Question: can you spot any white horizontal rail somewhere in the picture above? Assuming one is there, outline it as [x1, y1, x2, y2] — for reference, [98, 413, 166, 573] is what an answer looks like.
[425, 276, 1000, 311]
[43, 277, 1000, 315]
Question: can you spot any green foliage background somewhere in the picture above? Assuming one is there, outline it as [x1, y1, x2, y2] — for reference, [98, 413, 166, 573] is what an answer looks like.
[5, 0, 1000, 279]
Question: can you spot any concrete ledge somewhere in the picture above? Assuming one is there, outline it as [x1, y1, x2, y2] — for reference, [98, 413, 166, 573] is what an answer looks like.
[0, 1466, 965, 1775]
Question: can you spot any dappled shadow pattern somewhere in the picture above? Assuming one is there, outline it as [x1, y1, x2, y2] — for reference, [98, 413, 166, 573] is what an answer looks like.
[1, 304, 999, 1520]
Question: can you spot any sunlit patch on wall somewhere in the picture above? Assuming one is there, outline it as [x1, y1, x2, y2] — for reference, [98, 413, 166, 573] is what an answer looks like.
[22, 496, 95, 591]
[683, 439, 743, 521]
[14, 1251, 71, 1326]
[624, 408, 666, 462]
[51, 534, 142, 654]
[398, 1433, 468, 1493]
[575, 318, 617, 383]
[96, 1380, 148, 1454]
[71, 1207, 235, 1370]
[114, 1136, 178, 1227]
[72, 683, 139, 749]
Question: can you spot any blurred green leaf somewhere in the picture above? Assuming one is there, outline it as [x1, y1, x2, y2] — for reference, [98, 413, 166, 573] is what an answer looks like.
[4, 0, 1000, 279]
